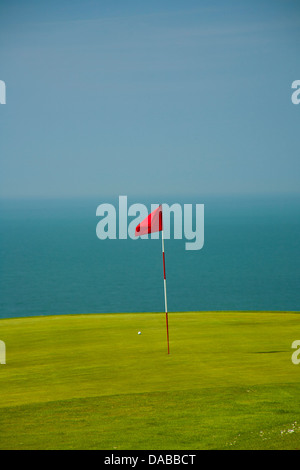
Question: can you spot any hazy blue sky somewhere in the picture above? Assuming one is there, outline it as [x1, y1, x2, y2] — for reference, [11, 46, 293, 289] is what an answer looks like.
[0, 0, 299, 198]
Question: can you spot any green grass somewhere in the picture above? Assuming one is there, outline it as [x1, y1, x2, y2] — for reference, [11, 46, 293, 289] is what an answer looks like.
[0, 311, 300, 449]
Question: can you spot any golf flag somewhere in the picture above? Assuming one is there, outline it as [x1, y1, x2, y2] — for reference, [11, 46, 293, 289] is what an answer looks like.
[135, 205, 163, 236]
[135, 205, 170, 354]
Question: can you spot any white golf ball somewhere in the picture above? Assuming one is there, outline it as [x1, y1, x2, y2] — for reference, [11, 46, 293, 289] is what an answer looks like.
[138, 331, 141, 335]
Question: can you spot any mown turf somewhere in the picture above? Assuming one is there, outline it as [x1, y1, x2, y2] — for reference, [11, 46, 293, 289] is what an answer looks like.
[0, 311, 299, 449]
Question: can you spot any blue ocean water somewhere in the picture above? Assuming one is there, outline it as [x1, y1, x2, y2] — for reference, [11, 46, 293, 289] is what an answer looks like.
[0, 195, 299, 319]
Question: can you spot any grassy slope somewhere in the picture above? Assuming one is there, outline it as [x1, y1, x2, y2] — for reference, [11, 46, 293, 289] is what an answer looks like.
[0, 311, 299, 449]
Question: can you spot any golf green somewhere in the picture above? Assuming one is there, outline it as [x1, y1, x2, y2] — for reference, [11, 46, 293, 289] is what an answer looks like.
[0, 311, 299, 449]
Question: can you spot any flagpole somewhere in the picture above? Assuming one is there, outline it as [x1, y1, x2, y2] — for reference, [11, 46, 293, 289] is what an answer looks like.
[161, 218, 170, 355]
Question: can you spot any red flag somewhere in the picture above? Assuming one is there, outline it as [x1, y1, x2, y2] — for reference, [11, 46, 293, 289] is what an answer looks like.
[135, 205, 163, 236]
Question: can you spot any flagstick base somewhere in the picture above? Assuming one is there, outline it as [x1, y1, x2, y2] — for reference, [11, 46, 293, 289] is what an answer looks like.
[166, 311, 170, 355]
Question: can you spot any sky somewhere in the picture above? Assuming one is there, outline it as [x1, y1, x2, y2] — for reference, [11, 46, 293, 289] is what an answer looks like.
[0, 0, 299, 198]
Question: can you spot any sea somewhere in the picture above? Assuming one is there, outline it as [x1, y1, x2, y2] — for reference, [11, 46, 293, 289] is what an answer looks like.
[0, 194, 299, 319]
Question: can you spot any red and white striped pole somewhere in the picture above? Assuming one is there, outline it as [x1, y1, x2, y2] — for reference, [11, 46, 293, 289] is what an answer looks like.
[161, 208, 170, 355]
